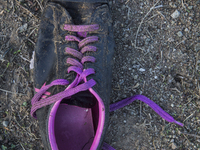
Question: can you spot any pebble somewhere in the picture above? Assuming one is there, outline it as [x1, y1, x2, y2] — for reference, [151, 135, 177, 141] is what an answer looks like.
[188, 6, 193, 9]
[178, 130, 181, 135]
[139, 68, 145, 72]
[171, 10, 180, 19]
[171, 142, 177, 149]
[3, 121, 9, 127]
[19, 23, 28, 33]
[169, 2, 177, 8]
[30, 51, 35, 69]
[195, 43, 200, 52]
[177, 31, 183, 37]
[0, 54, 5, 62]
[145, 38, 151, 45]
[184, 28, 189, 32]
[134, 75, 138, 80]
[171, 104, 174, 107]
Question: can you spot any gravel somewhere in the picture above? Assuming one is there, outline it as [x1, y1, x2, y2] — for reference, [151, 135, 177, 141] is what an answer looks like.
[171, 10, 180, 19]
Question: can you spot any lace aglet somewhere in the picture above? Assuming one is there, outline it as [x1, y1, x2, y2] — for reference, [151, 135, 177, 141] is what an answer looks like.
[174, 120, 184, 127]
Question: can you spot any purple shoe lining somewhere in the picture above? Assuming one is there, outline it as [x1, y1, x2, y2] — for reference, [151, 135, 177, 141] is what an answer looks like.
[31, 24, 183, 150]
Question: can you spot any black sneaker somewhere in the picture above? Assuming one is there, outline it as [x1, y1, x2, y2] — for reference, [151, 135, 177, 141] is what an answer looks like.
[30, 1, 114, 150]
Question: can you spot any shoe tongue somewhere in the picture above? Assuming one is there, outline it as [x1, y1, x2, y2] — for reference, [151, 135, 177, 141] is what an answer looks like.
[61, 90, 97, 108]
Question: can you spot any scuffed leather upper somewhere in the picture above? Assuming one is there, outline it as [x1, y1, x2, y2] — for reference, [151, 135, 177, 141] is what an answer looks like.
[34, 3, 77, 150]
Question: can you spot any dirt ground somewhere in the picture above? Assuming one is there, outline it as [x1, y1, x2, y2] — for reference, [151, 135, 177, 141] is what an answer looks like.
[0, 0, 200, 150]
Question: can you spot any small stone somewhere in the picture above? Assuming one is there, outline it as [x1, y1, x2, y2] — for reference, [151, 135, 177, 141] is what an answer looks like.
[184, 28, 189, 32]
[145, 38, 151, 45]
[171, 104, 174, 107]
[178, 130, 181, 135]
[195, 43, 200, 52]
[0, 54, 5, 62]
[171, 21, 175, 25]
[134, 75, 138, 80]
[177, 31, 183, 37]
[169, 2, 177, 8]
[139, 68, 145, 72]
[123, 120, 126, 123]
[154, 76, 158, 79]
[188, 6, 193, 9]
[171, 142, 177, 149]
[19, 23, 28, 33]
[3, 121, 9, 127]
[171, 10, 180, 19]
[30, 51, 35, 69]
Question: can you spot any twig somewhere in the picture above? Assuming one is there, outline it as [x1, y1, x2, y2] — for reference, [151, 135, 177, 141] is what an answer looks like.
[183, 96, 196, 107]
[156, 11, 168, 21]
[183, 111, 195, 122]
[20, 143, 25, 150]
[175, 37, 187, 48]
[11, 0, 15, 14]
[14, 116, 38, 139]
[135, 0, 161, 49]
[154, 5, 163, 9]
[181, 0, 186, 9]
[170, 88, 181, 93]
[28, 27, 37, 37]
[153, 137, 156, 150]
[182, 133, 191, 144]
[35, 0, 44, 11]
[0, 88, 26, 96]
[181, 132, 200, 138]
[132, 42, 145, 51]
[146, 29, 153, 39]
[136, 58, 145, 68]
[19, 55, 30, 62]
[145, 14, 159, 22]
[16, 1, 38, 20]
[28, 38, 35, 45]
[127, 7, 130, 20]
[125, 0, 130, 4]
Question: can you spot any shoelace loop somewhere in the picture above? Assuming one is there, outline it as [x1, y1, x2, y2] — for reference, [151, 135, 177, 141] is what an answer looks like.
[31, 24, 99, 118]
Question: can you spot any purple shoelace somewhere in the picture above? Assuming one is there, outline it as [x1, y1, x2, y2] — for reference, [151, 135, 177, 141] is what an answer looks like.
[30, 24, 183, 149]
